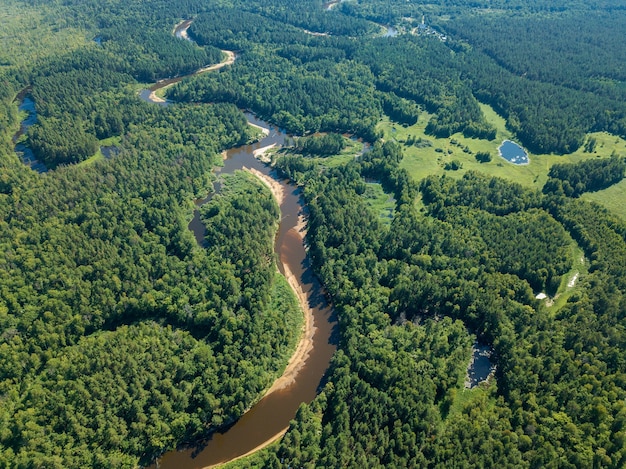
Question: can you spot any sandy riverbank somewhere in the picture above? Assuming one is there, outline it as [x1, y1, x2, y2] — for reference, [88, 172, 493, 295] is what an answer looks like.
[206, 430, 287, 469]
[145, 50, 235, 103]
[244, 167, 311, 394]
[196, 50, 235, 73]
[201, 167, 310, 466]
[252, 143, 276, 163]
[249, 122, 270, 137]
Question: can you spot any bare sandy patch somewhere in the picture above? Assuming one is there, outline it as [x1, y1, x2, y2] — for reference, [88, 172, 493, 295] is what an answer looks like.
[265, 258, 314, 393]
[243, 167, 312, 394]
[197, 50, 236, 73]
[253, 143, 276, 163]
[205, 430, 287, 469]
[147, 88, 170, 104]
[178, 24, 191, 41]
[249, 121, 270, 136]
[244, 167, 285, 206]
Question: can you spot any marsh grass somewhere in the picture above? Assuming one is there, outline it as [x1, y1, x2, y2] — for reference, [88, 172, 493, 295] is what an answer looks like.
[77, 136, 121, 167]
[361, 182, 395, 226]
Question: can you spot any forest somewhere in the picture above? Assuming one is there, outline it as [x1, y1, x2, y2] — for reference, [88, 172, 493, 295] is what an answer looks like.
[1, 0, 626, 467]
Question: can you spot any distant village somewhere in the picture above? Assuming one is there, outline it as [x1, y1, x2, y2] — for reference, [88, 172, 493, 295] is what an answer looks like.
[411, 15, 447, 41]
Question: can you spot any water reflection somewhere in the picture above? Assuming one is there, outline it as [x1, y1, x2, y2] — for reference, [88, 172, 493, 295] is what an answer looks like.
[498, 139, 529, 165]
[465, 343, 496, 389]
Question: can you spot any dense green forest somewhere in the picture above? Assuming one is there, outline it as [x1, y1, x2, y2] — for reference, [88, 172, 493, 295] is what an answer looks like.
[2, 0, 626, 467]
[543, 156, 626, 198]
[270, 142, 626, 468]
[0, 96, 305, 465]
[1, 0, 303, 464]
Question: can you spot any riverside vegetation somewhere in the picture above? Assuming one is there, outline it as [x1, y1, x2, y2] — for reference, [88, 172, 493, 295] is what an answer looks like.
[2, 0, 626, 467]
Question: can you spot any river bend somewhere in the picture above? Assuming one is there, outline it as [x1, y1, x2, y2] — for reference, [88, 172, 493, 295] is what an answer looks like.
[146, 21, 337, 467]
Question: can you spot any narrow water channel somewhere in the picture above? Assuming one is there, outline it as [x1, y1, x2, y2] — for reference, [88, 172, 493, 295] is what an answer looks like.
[13, 89, 48, 173]
[151, 117, 337, 468]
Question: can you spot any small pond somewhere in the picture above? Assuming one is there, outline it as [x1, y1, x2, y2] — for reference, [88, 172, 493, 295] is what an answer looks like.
[18, 96, 37, 128]
[100, 145, 119, 159]
[13, 95, 48, 173]
[465, 343, 496, 389]
[384, 26, 398, 37]
[498, 139, 529, 165]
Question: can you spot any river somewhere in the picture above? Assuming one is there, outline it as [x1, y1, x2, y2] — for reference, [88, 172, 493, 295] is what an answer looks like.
[151, 117, 337, 469]
[138, 21, 235, 106]
[153, 116, 336, 468]
[142, 23, 337, 466]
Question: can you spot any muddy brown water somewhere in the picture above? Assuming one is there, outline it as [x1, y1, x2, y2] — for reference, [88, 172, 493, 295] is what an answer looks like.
[150, 116, 337, 468]
[142, 25, 337, 465]
[138, 20, 232, 106]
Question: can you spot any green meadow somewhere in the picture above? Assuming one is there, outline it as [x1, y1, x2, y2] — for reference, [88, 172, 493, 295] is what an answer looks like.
[361, 182, 395, 226]
[379, 103, 626, 219]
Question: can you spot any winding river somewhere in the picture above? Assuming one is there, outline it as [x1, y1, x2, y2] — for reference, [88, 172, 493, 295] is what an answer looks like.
[144, 21, 337, 469]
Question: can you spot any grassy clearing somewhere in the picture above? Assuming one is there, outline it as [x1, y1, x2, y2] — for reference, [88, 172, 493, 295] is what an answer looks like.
[543, 242, 588, 312]
[77, 153, 104, 167]
[444, 384, 491, 421]
[16, 107, 29, 124]
[219, 170, 271, 195]
[308, 138, 398, 222]
[582, 178, 626, 220]
[152, 88, 167, 99]
[305, 136, 364, 169]
[248, 123, 269, 144]
[361, 182, 395, 226]
[440, 360, 497, 431]
[311, 152, 355, 169]
[381, 104, 626, 206]
[78, 136, 121, 167]
[275, 135, 364, 169]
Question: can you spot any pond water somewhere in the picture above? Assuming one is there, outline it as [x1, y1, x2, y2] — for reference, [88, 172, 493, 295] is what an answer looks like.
[100, 145, 119, 159]
[465, 343, 496, 389]
[13, 94, 48, 173]
[384, 26, 398, 37]
[498, 139, 529, 165]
